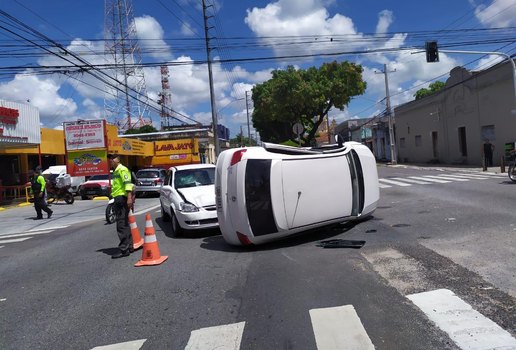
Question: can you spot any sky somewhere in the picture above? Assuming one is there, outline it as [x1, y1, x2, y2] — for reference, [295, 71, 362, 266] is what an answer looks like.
[1, 0, 515, 140]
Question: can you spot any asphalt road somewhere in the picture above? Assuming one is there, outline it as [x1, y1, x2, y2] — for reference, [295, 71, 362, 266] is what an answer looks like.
[0, 167, 514, 350]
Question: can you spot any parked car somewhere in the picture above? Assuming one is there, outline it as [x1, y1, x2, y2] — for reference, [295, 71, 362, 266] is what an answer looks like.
[78, 174, 111, 200]
[159, 164, 218, 236]
[135, 168, 166, 197]
[215, 141, 380, 246]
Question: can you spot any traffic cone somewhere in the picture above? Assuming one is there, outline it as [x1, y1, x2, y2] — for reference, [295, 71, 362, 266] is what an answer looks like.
[134, 213, 168, 267]
[128, 210, 144, 250]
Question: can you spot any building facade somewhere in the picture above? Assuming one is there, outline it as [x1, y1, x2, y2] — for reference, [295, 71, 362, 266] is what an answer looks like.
[394, 60, 516, 166]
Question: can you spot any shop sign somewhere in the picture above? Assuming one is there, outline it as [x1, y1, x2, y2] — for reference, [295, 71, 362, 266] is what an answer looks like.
[67, 149, 109, 177]
[64, 120, 105, 150]
[0, 106, 19, 125]
[154, 138, 199, 156]
[108, 137, 151, 156]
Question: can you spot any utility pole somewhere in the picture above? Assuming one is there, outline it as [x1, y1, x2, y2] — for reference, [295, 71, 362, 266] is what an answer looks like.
[202, 0, 220, 157]
[245, 91, 251, 143]
[376, 64, 397, 164]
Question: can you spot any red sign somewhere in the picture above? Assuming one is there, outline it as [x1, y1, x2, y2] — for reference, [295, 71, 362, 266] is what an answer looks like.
[0, 106, 19, 125]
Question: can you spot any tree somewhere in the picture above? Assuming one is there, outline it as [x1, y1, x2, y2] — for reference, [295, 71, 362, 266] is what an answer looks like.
[414, 81, 445, 100]
[124, 125, 157, 135]
[251, 61, 366, 146]
[229, 132, 257, 148]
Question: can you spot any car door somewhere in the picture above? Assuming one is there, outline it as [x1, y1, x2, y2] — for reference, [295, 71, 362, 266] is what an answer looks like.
[160, 171, 172, 212]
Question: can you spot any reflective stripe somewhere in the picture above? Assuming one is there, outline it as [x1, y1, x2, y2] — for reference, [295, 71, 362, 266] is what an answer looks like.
[144, 235, 157, 243]
[130, 222, 137, 229]
[145, 220, 153, 228]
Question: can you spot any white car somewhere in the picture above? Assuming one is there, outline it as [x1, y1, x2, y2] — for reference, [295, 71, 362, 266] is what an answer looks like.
[215, 141, 379, 246]
[159, 164, 218, 236]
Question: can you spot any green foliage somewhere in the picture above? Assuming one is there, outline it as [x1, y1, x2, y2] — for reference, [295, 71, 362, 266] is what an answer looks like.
[229, 132, 258, 147]
[414, 81, 445, 100]
[124, 125, 158, 135]
[251, 61, 366, 146]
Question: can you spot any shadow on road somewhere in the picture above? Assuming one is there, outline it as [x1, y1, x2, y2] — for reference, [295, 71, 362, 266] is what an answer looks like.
[96, 247, 120, 257]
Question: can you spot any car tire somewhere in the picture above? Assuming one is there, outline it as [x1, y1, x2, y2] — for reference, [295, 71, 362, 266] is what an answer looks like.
[161, 204, 170, 222]
[106, 203, 115, 224]
[171, 212, 183, 237]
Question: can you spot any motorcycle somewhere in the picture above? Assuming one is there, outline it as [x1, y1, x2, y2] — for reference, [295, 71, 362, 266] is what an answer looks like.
[508, 153, 516, 183]
[105, 195, 135, 224]
[46, 181, 74, 204]
[106, 198, 115, 224]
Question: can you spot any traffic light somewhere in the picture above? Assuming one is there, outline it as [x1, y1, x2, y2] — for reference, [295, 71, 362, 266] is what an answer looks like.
[425, 41, 439, 63]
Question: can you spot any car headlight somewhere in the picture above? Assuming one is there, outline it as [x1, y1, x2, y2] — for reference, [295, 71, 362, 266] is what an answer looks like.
[179, 202, 199, 212]
[101, 185, 108, 190]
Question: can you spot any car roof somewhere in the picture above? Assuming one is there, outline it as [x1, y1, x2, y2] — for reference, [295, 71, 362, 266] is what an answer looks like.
[137, 168, 164, 172]
[169, 163, 215, 171]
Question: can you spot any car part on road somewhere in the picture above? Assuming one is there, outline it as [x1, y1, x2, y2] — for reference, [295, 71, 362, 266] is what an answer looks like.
[508, 163, 516, 182]
[316, 239, 366, 249]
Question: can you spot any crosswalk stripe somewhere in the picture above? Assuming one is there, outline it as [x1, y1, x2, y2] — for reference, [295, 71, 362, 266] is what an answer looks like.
[451, 173, 491, 179]
[184, 322, 245, 350]
[408, 176, 450, 183]
[90, 339, 147, 350]
[0, 237, 32, 244]
[471, 172, 506, 177]
[0, 230, 53, 240]
[379, 178, 412, 186]
[378, 183, 391, 188]
[407, 289, 516, 350]
[310, 305, 375, 350]
[440, 174, 487, 180]
[27, 225, 68, 232]
[423, 175, 469, 182]
[391, 177, 432, 184]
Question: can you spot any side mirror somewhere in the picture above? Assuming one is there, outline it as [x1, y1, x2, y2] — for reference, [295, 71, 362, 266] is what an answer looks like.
[335, 134, 344, 147]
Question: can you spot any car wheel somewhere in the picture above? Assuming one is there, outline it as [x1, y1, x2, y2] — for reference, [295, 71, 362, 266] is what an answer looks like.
[161, 204, 170, 222]
[171, 212, 183, 237]
[105, 203, 115, 224]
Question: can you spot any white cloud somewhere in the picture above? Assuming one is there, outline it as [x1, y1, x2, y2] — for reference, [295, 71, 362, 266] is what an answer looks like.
[0, 74, 77, 126]
[134, 15, 172, 59]
[472, 54, 505, 71]
[376, 10, 393, 34]
[475, 0, 516, 27]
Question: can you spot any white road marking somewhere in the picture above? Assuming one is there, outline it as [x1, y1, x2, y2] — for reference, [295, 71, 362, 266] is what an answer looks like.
[0, 230, 53, 239]
[27, 225, 68, 232]
[407, 289, 516, 350]
[0, 237, 32, 244]
[379, 179, 412, 186]
[184, 322, 245, 350]
[310, 305, 375, 350]
[391, 177, 433, 185]
[471, 172, 506, 177]
[0, 246, 4, 249]
[378, 183, 392, 188]
[90, 339, 147, 350]
[409, 176, 450, 183]
[440, 174, 487, 180]
[0, 298, 6, 301]
[424, 175, 469, 182]
[451, 173, 490, 178]
[134, 204, 160, 216]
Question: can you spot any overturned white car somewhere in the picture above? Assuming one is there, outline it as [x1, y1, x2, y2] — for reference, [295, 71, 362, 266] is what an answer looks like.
[215, 140, 379, 246]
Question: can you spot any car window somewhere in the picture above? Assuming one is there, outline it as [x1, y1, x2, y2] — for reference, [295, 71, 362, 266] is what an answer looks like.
[164, 172, 171, 186]
[136, 171, 159, 179]
[174, 168, 215, 188]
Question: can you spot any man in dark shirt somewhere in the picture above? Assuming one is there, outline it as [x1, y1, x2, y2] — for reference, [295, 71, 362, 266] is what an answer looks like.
[483, 139, 495, 167]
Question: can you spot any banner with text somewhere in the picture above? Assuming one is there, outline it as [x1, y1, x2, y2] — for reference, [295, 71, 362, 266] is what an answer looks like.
[64, 120, 105, 150]
[67, 149, 109, 177]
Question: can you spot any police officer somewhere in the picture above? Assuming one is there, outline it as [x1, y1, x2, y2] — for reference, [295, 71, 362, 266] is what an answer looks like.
[32, 167, 53, 220]
[108, 154, 134, 259]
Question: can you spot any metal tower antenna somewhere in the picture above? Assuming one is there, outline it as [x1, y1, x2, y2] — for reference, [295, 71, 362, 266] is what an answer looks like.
[104, 0, 152, 132]
[158, 65, 172, 130]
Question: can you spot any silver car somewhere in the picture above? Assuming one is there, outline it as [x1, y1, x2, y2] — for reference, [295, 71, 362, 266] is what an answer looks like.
[134, 168, 167, 197]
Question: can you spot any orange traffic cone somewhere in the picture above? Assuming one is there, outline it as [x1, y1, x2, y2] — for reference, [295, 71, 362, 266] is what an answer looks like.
[128, 210, 144, 250]
[134, 213, 168, 267]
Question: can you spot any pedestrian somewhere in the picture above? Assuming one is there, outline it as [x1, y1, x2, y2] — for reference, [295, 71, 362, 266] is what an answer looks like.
[108, 154, 134, 259]
[482, 139, 495, 167]
[31, 167, 53, 220]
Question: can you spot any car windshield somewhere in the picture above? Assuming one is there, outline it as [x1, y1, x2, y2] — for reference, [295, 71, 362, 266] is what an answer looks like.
[137, 170, 160, 179]
[88, 174, 109, 181]
[174, 168, 215, 188]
